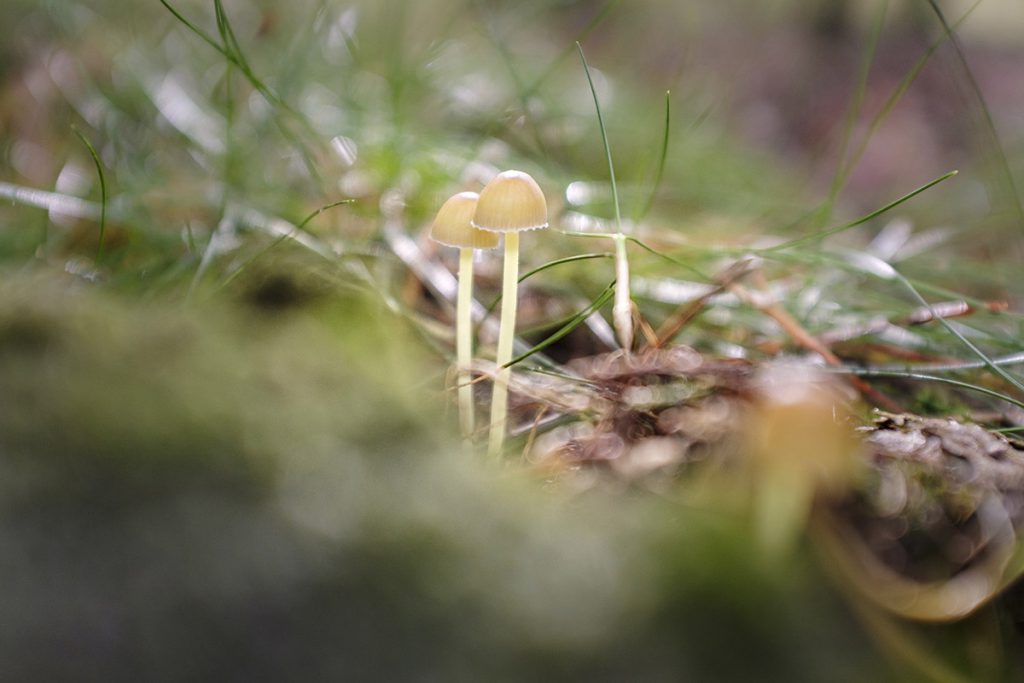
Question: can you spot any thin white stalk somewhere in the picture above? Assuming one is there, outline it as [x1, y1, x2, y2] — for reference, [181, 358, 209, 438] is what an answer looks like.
[488, 230, 519, 457]
[612, 234, 633, 352]
[457, 247, 475, 441]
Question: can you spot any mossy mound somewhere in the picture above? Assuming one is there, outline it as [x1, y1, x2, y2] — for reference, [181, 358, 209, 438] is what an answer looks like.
[0, 271, 960, 682]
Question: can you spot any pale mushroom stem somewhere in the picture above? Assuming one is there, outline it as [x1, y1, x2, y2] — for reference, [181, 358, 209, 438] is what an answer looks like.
[756, 467, 813, 560]
[457, 247, 475, 441]
[487, 230, 519, 458]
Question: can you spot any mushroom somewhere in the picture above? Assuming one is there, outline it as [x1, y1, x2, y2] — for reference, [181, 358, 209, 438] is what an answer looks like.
[430, 191, 500, 441]
[746, 364, 858, 558]
[472, 170, 548, 457]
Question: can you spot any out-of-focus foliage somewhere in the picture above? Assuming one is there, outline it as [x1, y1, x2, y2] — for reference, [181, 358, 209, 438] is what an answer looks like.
[0, 268, 894, 681]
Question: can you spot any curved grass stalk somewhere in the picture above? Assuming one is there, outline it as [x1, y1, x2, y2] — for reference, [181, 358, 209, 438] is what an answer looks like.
[507, 282, 615, 367]
[577, 42, 633, 353]
[633, 90, 672, 224]
[72, 126, 108, 261]
[830, 368, 1024, 413]
[925, 0, 1024, 232]
[764, 170, 958, 252]
[475, 252, 614, 337]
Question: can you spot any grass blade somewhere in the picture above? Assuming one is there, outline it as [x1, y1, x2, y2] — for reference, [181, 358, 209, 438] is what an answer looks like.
[476, 252, 613, 337]
[297, 199, 356, 231]
[833, 368, 1024, 413]
[159, 0, 301, 120]
[633, 90, 672, 223]
[820, 0, 887, 225]
[577, 41, 633, 350]
[517, 252, 614, 285]
[213, 232, 292, 296]
[766, 170, 958, 252]
[772, 245, 1024, 396]
[834, 1, 978, 198]
[524, 0, 622, 100]
[576, 42, 621, 231]
[507, 282, 615, 366]
[72, 126, 108, 261]
[840, 351, 1024, 375]
[162, 0, 322, 184]
[467, 0, 620, 166]
[925, 0, 1024, 232]
[157, 0, 225, 57]
[625, 236, 710, 281]
[891, 270, 1024, 395]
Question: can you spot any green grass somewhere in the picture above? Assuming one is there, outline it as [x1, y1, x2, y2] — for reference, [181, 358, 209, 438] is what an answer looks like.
[70, 125, 108, 260]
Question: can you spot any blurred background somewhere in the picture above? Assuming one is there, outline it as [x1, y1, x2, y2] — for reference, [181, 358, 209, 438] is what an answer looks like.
[2, 2, 1024, 680]
[2, 0, 1023, 265]
[3, 0, 1023, 369]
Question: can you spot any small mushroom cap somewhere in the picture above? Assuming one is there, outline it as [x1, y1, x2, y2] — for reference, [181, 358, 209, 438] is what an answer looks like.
[429, 192, 501, 250]
[472, 170, 548, 233]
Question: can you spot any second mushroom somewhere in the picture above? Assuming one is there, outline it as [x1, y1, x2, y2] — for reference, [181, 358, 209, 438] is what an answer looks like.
[430, 191, 500, 441]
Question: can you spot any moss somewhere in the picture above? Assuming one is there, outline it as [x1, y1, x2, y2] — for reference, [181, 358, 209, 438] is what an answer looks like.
[0, 270, 903, 681]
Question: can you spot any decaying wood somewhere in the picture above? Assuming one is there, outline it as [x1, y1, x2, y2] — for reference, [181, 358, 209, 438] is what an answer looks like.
[865, 412, 1024, 500]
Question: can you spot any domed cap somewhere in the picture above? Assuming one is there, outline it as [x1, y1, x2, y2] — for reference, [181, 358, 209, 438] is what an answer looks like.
[472, 170, 548, 233]
[429, 192, 501, 249]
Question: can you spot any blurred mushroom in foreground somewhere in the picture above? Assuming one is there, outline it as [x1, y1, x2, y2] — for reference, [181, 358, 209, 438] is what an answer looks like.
[745, 363, 861, 558]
